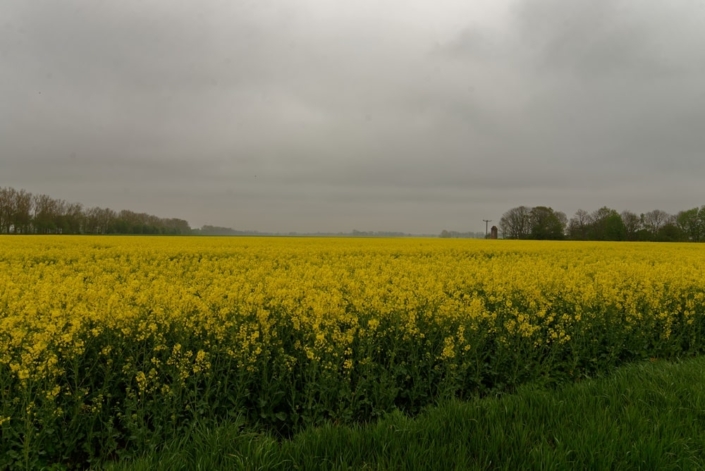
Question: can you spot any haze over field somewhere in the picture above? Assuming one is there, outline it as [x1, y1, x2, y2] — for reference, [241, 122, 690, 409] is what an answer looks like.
[2, 0, 704, 233]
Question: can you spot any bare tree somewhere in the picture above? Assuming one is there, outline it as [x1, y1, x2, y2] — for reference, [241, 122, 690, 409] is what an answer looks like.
[567, 209, 592, 240]
[0, 187, 13, 233]
[498, 206, 531, 239]
[643, 210, 671, 237]
[32, 194, 60, 234]
[0, 187, 33, 233]
[14, 190, 33, 234]
[620, 210, 642, 241]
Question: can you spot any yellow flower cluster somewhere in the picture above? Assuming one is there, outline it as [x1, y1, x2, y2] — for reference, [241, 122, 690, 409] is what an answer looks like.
[1, 236, 705, 465]
[2, 236, 704, 380]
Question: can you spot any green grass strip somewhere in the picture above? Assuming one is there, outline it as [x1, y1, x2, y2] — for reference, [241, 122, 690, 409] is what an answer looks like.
[106, 357, 705, 470]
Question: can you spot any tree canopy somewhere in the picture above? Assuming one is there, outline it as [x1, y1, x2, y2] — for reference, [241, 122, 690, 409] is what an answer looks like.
[498, 204, 705, 242]
[0, 186, 191, 235]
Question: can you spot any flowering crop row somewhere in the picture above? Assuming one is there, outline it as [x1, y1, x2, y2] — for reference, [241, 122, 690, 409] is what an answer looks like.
[1, 236, 705, 468]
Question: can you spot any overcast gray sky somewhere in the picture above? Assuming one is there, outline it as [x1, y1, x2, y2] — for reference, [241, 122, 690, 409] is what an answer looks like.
[2, 0, 704, 233]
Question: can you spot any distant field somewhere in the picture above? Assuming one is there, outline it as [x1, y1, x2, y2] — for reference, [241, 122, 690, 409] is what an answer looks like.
[1, 236, 705, 468]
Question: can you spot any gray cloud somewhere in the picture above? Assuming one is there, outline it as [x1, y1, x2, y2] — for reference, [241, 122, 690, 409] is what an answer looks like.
[1, 0, 705, 233]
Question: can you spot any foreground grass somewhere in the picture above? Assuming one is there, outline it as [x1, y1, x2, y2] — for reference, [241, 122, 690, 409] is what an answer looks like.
[106, 357, 705, 471]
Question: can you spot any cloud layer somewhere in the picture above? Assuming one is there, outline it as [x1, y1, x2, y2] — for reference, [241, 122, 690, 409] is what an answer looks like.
[2, 0, 704, 232]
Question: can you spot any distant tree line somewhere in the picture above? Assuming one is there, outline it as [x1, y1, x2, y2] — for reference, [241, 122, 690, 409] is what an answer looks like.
[439, 230, 487, 239]
[0, 186, 191, 235]
[192, 225, 271, 236]
[190, 227, 423, 237]
[499, 205, 705, 242]
[351, 230, 409, 237]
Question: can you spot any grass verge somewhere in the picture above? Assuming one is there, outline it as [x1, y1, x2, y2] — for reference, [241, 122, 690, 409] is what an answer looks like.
[105, 356, 705, 470]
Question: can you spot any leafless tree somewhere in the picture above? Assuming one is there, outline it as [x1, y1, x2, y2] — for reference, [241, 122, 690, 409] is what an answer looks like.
[620, 210, 642, 241]
[567, 209, 592, 240]
[498, 206, 531, 239]
[643, 210, 671, 236]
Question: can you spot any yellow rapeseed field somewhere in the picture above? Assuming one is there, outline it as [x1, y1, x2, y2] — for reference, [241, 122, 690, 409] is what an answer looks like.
[1, 236, 705, 466]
